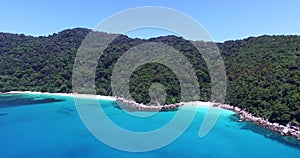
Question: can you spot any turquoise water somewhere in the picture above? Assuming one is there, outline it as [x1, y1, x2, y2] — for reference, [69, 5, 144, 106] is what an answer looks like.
[0, 93, 300, 158]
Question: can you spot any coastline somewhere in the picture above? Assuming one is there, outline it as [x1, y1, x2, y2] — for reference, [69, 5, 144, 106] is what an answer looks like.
[116, 97, 300, 140]
[6, 91, 116, 101]
[2, 91, 300, 140]
[116, 97, 182, 112]
[219, 104, 300, 140]
[115, 97, 217, 112]
[180, 101, 215, 107]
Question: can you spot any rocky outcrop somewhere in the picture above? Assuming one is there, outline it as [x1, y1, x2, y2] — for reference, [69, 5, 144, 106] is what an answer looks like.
[219, 104, 300, 140]
[115, 97, 181, 112]
[115, 98, 300, 140]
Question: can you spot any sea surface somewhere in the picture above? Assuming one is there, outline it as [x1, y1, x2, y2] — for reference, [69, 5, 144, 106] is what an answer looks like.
[0, 93, 299, 158]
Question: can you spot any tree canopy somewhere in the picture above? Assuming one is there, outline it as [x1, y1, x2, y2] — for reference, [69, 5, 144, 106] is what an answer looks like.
[0, 28, 299, 125]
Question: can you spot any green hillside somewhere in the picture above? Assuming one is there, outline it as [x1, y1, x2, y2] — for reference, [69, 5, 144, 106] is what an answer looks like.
[0, 28, 299, 125]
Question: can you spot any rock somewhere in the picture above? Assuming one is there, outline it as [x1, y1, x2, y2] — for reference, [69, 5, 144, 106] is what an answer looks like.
[116, 98, 179, 112]
[234, 106, 241, 112]
[282, 127, 289, 135]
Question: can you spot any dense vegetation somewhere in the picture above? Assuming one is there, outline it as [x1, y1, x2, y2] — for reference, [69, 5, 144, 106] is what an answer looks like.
[0, 28, 299, 125]
[220, 36, 300, 125]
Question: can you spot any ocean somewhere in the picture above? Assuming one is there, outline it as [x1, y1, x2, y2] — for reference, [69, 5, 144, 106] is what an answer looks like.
[0, 93, 299, 158]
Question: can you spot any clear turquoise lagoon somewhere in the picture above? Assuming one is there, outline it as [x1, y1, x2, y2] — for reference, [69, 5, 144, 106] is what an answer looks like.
[0, 93, 299, 158]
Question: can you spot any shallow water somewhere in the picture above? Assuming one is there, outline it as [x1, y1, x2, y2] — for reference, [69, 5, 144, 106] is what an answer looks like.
[0, 93, 299, 158]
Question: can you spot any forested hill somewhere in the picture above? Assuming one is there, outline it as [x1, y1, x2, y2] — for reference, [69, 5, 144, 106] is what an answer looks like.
[0, 28, 299, 125]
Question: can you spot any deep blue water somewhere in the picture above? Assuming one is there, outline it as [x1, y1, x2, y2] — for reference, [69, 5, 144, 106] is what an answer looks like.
[0, 93, 300, 158]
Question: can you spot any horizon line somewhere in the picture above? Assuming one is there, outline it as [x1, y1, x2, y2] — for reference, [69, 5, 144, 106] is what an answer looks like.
[1, 27, 300, 43]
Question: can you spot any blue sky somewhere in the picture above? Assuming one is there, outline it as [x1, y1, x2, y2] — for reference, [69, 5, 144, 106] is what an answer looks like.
[1, 0, 299, 42]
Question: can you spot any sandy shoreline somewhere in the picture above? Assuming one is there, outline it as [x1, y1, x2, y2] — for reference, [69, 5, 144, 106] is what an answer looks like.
[4, 91, 213, 107]
[6, 91, 116, 101]
[180, 101, 215, 107]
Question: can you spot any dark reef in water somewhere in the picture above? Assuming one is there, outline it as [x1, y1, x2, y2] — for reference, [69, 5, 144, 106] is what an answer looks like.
[0, 94, 65, 108]
[57, 107, 75, 115]
[0, 113, 8, 116]
[228, 114, 300, 149]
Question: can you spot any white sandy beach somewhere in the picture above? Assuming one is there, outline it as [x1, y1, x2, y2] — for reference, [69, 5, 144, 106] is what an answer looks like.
[6, 91, 217, 106]
[6, 91, 223, 108]
[180, 101, 215, 107]
[6, 91, 116, 101]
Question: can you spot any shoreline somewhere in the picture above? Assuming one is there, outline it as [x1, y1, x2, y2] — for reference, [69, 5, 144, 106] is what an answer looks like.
[115, 97, 182, 112]
[219, 104, 300, 140]
[116, 97, 300, 140]
[115, 97, 217, 112]
[5, 91, 116, 101]
[2, 91, 300, 140]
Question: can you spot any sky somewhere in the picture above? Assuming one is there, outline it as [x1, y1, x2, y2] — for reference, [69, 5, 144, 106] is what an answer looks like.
[1, 0, 300, 42]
